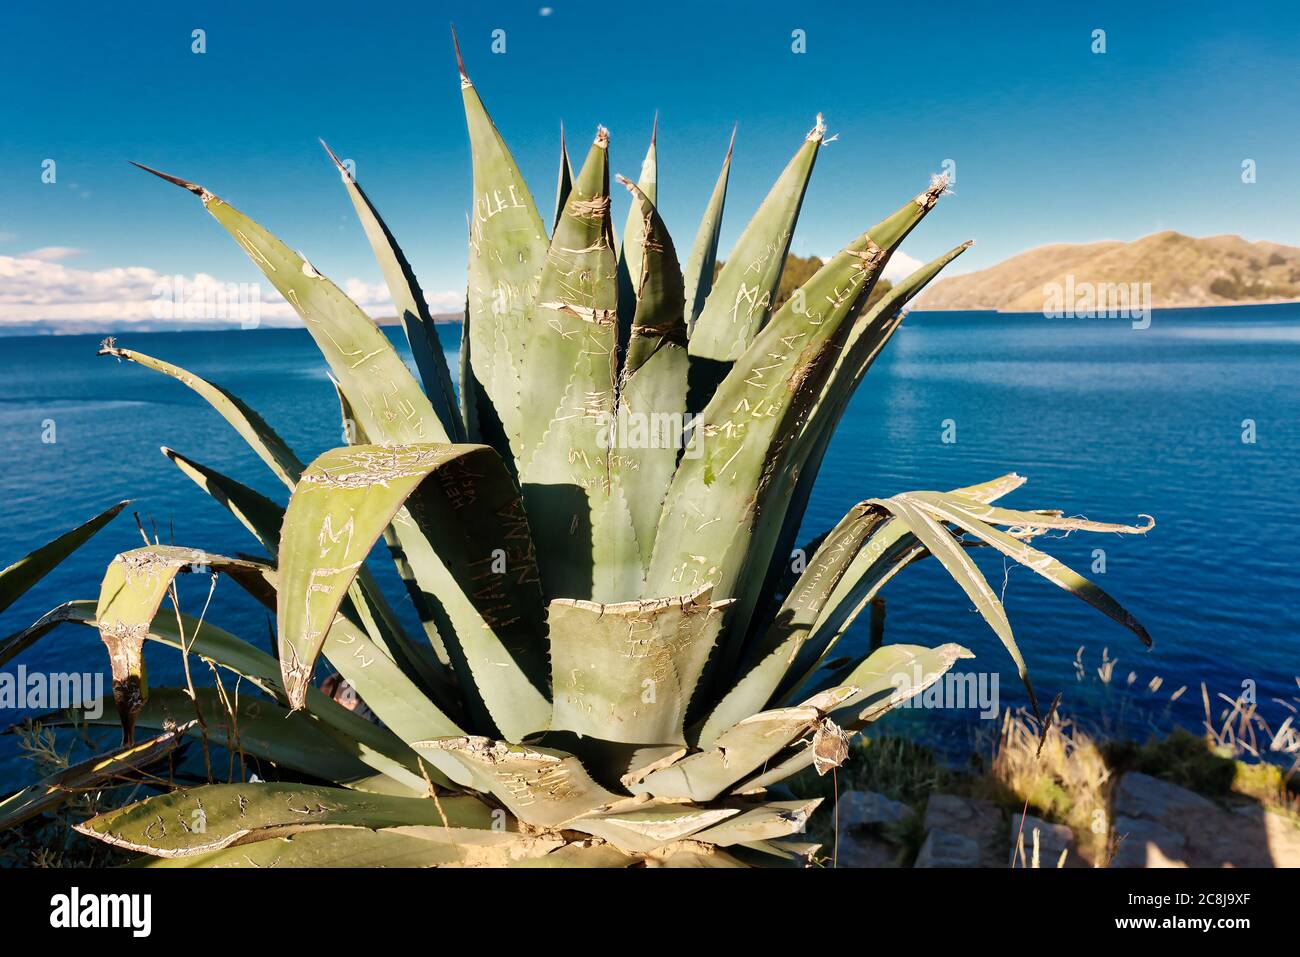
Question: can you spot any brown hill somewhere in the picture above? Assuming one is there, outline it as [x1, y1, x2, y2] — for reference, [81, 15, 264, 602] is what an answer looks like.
[916, 231, 1300, 312]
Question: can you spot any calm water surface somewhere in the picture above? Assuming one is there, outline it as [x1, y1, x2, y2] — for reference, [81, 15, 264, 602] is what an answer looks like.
[2, 305, 1297, 782]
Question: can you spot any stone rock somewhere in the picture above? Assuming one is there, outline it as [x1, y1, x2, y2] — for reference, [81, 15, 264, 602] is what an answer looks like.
[837, 790, 913, 829]
[1112, 772, 1216, 830]
[834, 834, 902, 868]
[1109, 815, 1188, 868]
[915, 829, 981, 867]
[923, 794, 1004, 866]
[831, 791, 912, 868]
[1109, 771, 1300, 867]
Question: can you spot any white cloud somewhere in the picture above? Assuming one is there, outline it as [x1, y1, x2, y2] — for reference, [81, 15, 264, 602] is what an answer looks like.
[882, 248, 923, 284]
[21, 246, 83, 262]
[0, 254, 461, 326]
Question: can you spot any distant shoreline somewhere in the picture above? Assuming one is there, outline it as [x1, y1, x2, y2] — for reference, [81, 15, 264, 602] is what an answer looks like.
[3, 302, 1299, 338]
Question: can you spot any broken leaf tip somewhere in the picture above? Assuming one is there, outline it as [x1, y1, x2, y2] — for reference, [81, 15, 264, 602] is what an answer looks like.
[130, 162, 213, 203]
[594, 125, 610, 149]
[450, 24, 471, 86]
[806, 113, 827, 142]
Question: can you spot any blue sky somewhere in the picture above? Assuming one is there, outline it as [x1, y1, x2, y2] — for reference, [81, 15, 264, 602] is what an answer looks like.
[2, 0, 1298, 322]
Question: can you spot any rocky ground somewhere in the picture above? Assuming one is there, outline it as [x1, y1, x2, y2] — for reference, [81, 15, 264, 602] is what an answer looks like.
[833, 772, 1300, 868]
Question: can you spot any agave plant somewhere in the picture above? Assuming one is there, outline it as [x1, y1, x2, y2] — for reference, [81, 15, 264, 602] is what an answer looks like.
[0, 42, 1154, 867]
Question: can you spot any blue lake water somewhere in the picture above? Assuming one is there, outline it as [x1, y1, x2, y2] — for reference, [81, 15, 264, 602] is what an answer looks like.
[2, 305, 1298, 783]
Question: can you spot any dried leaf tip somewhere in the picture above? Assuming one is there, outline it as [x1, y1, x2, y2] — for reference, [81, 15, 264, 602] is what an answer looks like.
[450, 24, 470, 87]
[130, 162, 213, 203]
[650, 110, 659, 147]
[726, 122, 738, 158]
[916, 172, 954, 209]
[805, 113, 827, 142]
[318, 138, 354, 183]
[594, 125, 610, 149]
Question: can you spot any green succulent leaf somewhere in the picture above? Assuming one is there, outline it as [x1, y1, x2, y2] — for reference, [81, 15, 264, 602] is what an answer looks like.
[553, 124, 574, 233]
[0, 500, 126, 614]
[868, 494, 1040, 715]
[99, 343, 303, 487]
[741, 642, 973, 791]
[617, 116, 659, 337]
[690, 798, 822, 846]
[128, 165, 449, 447]
[630, 687, 859, 802]
[570, 803, 738, 855]
[547, 587, 731, 745]
[76, 782, 493, 858]
[0, 723, 191, 833]
[49, 687, 423, 795]
[904, 491, 1153, 646]
[697, 503, 884, 747]
[609, 177, 689, 578]
[686, 117, 824, 380]
[23, 599, 458, 788]
[140, 825, 563, 868]
[775, 474, 1026, 703]
[95, 546, 275, 742]
[414, 736, 619, 828]
[277, 444, 548, 742]
[458, 40, 549, 459]
[516, 129, 635, 602]
[319, 139, 464, 442]
[647, 181, 949, 640]
[682, 127, 735, 332]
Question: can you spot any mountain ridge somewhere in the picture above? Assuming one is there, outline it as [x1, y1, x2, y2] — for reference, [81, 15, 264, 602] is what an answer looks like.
[915, 231, 1300, 312]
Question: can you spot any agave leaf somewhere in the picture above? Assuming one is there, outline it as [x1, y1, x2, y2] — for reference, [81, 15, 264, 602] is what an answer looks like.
[754, 240, 972, 623]
[690, 798, 821, 846]
[740, 642, 973, 791]
[798, 239, 972, 465]
[553, 123, 574, 233]
[630, 689, 858, 802]
[682, 126, 735, 332]
[129, 164, 450, 447]
[161, 447, 283, 554]
[510, 842, 635, 868]
[49, 688, 424, 795]
[414, 736, 619, 828]
[819, 642, 975, 722]
[516, 128, 635, 602]
[325, 381, 455, 671]
[696, 504, 884, 747]
[96, 546, 276, 742]
[132, 169, 487, 677]
[616, 116, 659, 340]
[657, 848, 750, 867]
[0, 500, 126, 614]
[141, 825, 562, 868]
[75, 782, 493, 858]
[647, 180, 949, 630]
[904, 491, 1153, 646]
[23, 600, 460, 788]
[547, 587, 731, 745]
[609, 177, 689, 578]
[774, 475, 1028, 703]
[685, 116, 824, 398]
[278, 444, 548, 742]
[730, 838, 821, 866]
[0, 723, 191, 833]
[867, 494, 1040, 716]
[319, 139, 463, 442]
[457, 37, 549, 459]
[98, 343, 303, 486]
[570, 803, 738, 855]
